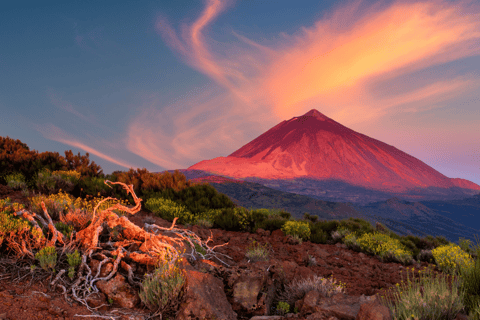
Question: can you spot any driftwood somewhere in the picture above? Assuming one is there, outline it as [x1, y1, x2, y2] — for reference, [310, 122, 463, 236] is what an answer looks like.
[6, 180, 232, 319]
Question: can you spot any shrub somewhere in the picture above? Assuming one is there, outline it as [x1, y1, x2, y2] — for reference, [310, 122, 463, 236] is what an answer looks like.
[185, 234, 207, 256]
[431, 243, 475, 277]
[277, 275, 347, 306]
[345, 231, 414, 264]
[35, 168, 57, 195]
[139, 259, 186, 314]
[66, 249, 81, 279]
[275, 301, 290, 316]
[145, 197, 195, 225]
[0, 200, 32, 234]
[55, 221, 74, 239]
[278, 210, 291, 220]
[4, 172, 27, 190]
[28, 189, 130, 222]
[195, 218, 213, 228]
[212, 208, 242, 231]
[303, 213, 318, 222]
[245, 239, 270, 262]
[74, 175, 114, 200]
[310, 229, 329, 244]
[255, 214, 288, 232]
[281, 221, 311, 241]
[35, 246, 57, 272]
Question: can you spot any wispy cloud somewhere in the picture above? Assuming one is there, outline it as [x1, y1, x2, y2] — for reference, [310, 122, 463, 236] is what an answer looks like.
[129, 0, 480, 170]
[40, 0, 480, 172]
[47, 88, 99, 125]
[33, 123, 138, 171]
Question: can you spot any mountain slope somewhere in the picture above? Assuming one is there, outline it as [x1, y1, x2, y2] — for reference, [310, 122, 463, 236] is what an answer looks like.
[188, 109, 480, 194]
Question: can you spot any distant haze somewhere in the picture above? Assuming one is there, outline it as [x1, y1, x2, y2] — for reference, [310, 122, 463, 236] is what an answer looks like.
[1, 0, 479, 186]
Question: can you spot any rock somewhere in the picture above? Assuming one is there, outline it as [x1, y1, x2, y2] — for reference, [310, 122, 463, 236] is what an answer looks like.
[301, 293, 389, 319]
[356, 296, 393, 320]
[233, 275, 265, 311]
[85, 292, 108, 310]
[96, 273, 140, 309]
[89, 259, 114, 277]
[299, 290, 320, 314]
[176, 267, 237, 320]
[256, 228, 271, 237]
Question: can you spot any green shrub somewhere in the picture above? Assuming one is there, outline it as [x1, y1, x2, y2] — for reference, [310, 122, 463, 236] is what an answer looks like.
[303, 213, 318, 222]
[212, 208, 243, 231]
[276, 301, 290, 315]
[278, 211, 291, 220]
[4, 172, 27, 190]
[35, 168, 57, 195]
[145, 197, 195, 225]
[139, 259, 186, 313]
[55, 221, 74, 239]
[317, 220, 341, 235]
[281, 221, 311, 241]
[245, 239, 270, 262]
[66, 249, 81, 279]
[35, 246, 57, 272]
[195, 218, 213, 228]
[255, 214, 288, 232]
[309, 229, 329, 244]
[336, 217, 375, 239]
[74, 175, 114, 200]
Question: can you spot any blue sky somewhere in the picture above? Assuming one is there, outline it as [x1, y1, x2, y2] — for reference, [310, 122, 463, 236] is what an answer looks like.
[1, 0, 479, 186]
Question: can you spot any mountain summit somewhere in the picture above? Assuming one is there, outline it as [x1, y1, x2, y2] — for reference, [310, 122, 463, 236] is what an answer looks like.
[188, 109, 480, 193]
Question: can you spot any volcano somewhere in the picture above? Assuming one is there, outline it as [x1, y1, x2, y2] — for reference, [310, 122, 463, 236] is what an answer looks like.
[187, 109, 480, 194]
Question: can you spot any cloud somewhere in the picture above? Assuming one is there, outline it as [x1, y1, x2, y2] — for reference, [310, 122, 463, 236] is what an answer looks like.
[33, 123, 138, 171]
[134, 0, 480, 170]
[47, 88, 99, 125]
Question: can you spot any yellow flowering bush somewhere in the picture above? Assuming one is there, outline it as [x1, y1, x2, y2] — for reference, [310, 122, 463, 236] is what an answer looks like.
[281, 220, 311, 241]
[28, 190, 130, 221]
[432, 243, 475, 276]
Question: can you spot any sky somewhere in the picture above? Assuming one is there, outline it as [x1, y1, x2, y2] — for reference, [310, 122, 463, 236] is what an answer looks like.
[1, 0, 480, 186]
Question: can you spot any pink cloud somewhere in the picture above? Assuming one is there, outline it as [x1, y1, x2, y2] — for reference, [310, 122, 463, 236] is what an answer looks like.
[35, 123, 138, 171]
[132, 0, 480, 169]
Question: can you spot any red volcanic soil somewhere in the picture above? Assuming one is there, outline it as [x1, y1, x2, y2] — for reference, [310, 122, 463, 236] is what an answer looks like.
[188, 109, 480, 193]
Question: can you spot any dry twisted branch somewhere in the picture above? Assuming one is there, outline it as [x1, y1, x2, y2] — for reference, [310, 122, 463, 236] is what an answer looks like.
[6, 180, 230, 319]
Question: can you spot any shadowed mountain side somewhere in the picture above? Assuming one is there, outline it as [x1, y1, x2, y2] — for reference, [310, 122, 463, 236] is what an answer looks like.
[347, 198, 480, 247]
[235, 176, 480, 205]
[418, 194, 480, 234]
[156, 170, 480, 247]
[158, 170, 479, 206]
[154, 169, 369, 222]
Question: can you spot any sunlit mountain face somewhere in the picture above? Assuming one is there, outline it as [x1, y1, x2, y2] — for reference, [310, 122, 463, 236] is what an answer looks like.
[187, 109, 480, 194]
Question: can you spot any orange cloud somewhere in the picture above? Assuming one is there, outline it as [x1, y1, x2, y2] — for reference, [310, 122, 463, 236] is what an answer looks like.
[262, 0, 480, 120]
[133, 0, 480, 169]
[30, 122, 138, 171]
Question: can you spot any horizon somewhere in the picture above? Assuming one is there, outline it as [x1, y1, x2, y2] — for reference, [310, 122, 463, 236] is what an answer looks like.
[1, 0, 479, 186]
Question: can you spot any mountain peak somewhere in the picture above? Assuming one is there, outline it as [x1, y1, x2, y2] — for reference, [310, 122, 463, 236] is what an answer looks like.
[302, 109, 329, 121]
[188, 109, 480, 193]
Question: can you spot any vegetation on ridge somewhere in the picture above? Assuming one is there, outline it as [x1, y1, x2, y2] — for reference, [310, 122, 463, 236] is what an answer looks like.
[2, 135, 480, 319]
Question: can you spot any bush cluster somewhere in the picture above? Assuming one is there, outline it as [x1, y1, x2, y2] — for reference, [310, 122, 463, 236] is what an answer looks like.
[4, 136, 480, 319]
